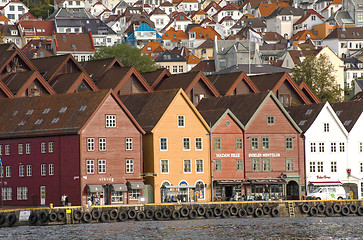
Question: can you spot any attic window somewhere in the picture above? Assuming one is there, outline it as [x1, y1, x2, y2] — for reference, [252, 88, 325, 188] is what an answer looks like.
[305, 109, 312, 115]
[35, 119, 43, 125]
[26, 110, 34, 115]
[43, 108, 51, 114]
[72, 44, 76, 49]
[147, 47, 152, 51]
[18, 120, 26, 126]
[79, 106, 87, 111]
[165, 33, 168, 36]
[336, 110, 343, 116]
[343, 120, 352, 125]
[59, 107, 67, 113]
[51, 118, 59, 124]
[12, 111, 18, 116]
[299, 120, 306, 126]
[180, 16, 184, 20]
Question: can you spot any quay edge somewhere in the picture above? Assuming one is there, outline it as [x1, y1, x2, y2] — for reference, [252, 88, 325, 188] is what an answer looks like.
[1, 200, 362, 228]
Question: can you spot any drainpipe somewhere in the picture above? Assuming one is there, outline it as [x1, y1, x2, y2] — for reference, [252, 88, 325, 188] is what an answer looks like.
[208, 122, 214, 202]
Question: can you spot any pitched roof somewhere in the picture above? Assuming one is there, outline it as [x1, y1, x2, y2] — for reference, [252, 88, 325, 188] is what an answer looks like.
[53, 33, 95, 53]
[186, 54, 200, 64]
[290, 30, 318, 41]
[325, 27, 363, 40]
[331, 101, 363, 132]
[262, 32, 284, 41]
[191, 60, 216, 72]
[155, 50, 186, 62]
[48, 72, 98, 94]
[163, 27, 189, 39]
[266, 6, 304, 18]
[142, 68, 171, 88]
[197, 38, 214, 48]
[287, 49, 319, 64]
[188, 26, 222, 40]
[18, 20, 54, 36]
[80, 57, 123, 84]
[258, 2, 290, 17]
[285, 102, 325, 132]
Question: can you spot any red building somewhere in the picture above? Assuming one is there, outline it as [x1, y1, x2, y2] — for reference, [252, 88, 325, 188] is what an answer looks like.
[0, 90, 145, 206]
[198, 91, 305, 200]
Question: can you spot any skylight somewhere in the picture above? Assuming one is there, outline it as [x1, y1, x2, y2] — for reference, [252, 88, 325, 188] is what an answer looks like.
[343, 120, 352, 125]
[51, 118, 59, 124]
[26, 110, 34, 115]
[59, 107, 67, 113]
[299, 120, 306, 126]
[12, 111, 18, 116]
[18, 120, 26, 126]
[79, 106, 87, 111]
[35, 119, 43, 125]
[305, 109, 312, 115]
[336, 110, 343, 116]
[43, 108, 51, 114]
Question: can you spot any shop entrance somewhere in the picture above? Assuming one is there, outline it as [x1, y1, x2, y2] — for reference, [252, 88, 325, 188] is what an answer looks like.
[225, 186, 233, 200]
[286, 181, 299, 200]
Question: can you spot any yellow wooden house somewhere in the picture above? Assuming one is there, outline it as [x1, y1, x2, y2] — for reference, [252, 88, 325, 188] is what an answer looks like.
[120, 89, 211, 203]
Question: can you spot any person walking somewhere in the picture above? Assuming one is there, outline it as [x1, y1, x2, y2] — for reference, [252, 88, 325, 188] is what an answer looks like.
[61, 194, 66, 206]
[65, 195, 69, 206]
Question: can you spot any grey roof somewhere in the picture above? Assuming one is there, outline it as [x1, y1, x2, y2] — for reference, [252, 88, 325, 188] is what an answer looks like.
[231, 18, 266, 29]
[356, 79, 363, 90]
[215, 40, 256, 54]
[112, 0, 130, 12]
[155, 50, 186, 62]
[54, 19, 116, 35]
[342, 57, 363, 69]
[0, 24, 20, 37]
[334, 11, 354, 25]
[266, 7, 304, 19]
[48, 8, 95, 20]
[216, 64, 291, 74]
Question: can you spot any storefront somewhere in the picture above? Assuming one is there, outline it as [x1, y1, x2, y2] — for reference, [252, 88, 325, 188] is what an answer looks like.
[214, 180, 243, 201]
[161, 185, 196, 203]
[246, 179, 287, 201]
[110, 184, 128, 204]
[87, 184, 104, 205]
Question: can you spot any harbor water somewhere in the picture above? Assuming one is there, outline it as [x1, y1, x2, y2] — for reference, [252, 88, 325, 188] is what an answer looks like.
[0, 216, 362, 240]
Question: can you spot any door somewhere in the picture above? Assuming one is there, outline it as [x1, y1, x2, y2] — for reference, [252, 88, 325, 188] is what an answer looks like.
[40, 186, 46, 205]
[225, 186, 233, 200]
[286, 181, 299, 200]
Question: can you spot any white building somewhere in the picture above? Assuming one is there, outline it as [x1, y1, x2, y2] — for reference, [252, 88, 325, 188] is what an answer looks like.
[1, 0, 29, 23]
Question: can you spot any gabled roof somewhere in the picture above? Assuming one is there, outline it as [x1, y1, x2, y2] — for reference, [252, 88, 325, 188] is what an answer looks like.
[96, 66, 152, 93]
[174, 12, 192, 22]
[266, 6, 304, 19]
[208, 71, 259, 95]
[142, 68, 171, 88]
[197, 38, 214, 48]
[163, 27, 189, 39]
[191, 60, 215, 72]
[287, 49, 319, 64]
[160, 1, 173, 6]
[141, 41, 165, 55]
[48, 71, 99, 94]
[290, 30, 318, 41]
[258, 2, 290, 17]
[298, 81, 321, 104]
[0, 24, 20, 37]
[197, 91, 302, 132]
[0, 80, 13, 98]
[262, 32, 284, 41]
[150, 7, 167, 15]
[155, 50, 186, 62]
[331, 101, 363, 132]
[80, 57, 123, 84]
[186, 54, 200, 64]
[156, 71, 220, 97]
[18, 20, 54, 36]
[199, 108, 245, 131]
[0, 46, 36, 75]
[2, 70, 55, 97]
[188, 26, 222, 40]
[0, 90, 145, 139]
[325, 27, 363, 40]
[248, 72, 311, 104]
[0, 14, 10, 22]
[53, 33, 95, 53]
[286, 102, 326, 132]
[204, 1, 221, 12]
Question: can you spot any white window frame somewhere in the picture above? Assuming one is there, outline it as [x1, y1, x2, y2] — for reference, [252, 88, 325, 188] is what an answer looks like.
[26, 165, 32, 176]
[87, 160, 94, 174]
[41, 164, 46, 176]
[177, 115, 185, 127]
[5, 144, 10, 155]
[19, 165, 24, 177]
[126, 159, 134, 173]
[48, 142, 54, 153]
[18, 144, 23, 155]
[98, 159, 106, 174]
[126, 138, 133, 151]
[128, 189, 140, 200]
[49, 164, 54, 176]
[183, 159, 192, 173]
[160, 159, 169, 174]
[195, 137, 202, 151]
[183, 137, 190, 151]
[160, 137, 168, 151]
[41, 142, 46, 153]
[196, 159, 204, 173]
[106, 115, 116, 128]
[87, 138, 95, 151]
[26, 143, 31, 154]
[6, 166, 11, 177]
[331, 161, 337, 172]
[17, 187, 28, 200]
[99, 138, 106, 151]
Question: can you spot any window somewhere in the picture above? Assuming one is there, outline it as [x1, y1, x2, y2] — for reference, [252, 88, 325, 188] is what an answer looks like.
[286, 158, 294, 172]
[324, 123, 329, 132]
[361, 163, 363, 172]
[331, 142, 336, 152]
[339, 142, 345, 152]
[317, 162, 323, 172]
[6, 166, 11, 177]
[17, 187, 28, 200]
[360, 142, 363, 152]
[26, 165, 32, 176]
[236, 159, 243, 172]
[41, 164, 46, 176]
[310, 162, 315, 172]
[111, 191, 123, 203]
[0, 145, 2, 155]
[310, 142, 316, 152]
[48, 164, 54, 176]
[87, 160, 94, 174]
[262, 137, 269, 150]
[126, 159, 134, 173]
[18, 144, 23, 155]
[252, 158, 260, 172]
[215, 159, 221, 172]
[160, 138, 168, 151]
[129, 189, 141, 200]
[126, 138, 133, 150]
[214, 138, 221, 150]
[160, 159, 169, 174]
[26, 143, 31, 154]
[9, 5, 14, 11]
[99, 138, 106, 151]
[319, 142, 325, 152]
[195, 181, 205, 199]
[5, 145, 10, 155]
[48, 142, 54, 153]
[179, 65, 184, 72]
[262, 158, 270, 171]
[183, 159, 191, 173]
[251, 137, 258, 150]
[87, 138, 95, 151]
[98, 160, 106, 174]
[183, 137, 190, 151]
[267, 116, 274, 125]
[173, 66, 177, 73]
[19, 165, 24, 177]
[106, 115, 116, 127]
[285, 137, 293, 150]
[41, 142, 46, 153]
[236, 138, 243, 150]
[196, 159, 203, 173]
[177, 115, 185, 127]
[2, 187, 12, 201]
[331, 161, 337, 172]
[195, 137, 202, 150]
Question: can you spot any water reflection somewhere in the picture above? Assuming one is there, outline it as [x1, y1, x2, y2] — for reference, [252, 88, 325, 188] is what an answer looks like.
[0, 217, 362, 240]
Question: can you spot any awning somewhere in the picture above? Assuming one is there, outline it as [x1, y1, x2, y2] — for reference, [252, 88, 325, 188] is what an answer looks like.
[165, 185, 195, 189]
[87, 184, 104, 193]
[309, 181, 342, 186]
[112, 184, 128, 192]
[248, 178, 287, 184]
[215, 179, 246, 184]
[127, 181, 145, 190]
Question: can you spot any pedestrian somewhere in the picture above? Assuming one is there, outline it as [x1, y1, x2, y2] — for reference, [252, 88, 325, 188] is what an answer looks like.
[87, 198, 92, 207]
[65, 195, 69, 206]
[91, 194, 95, 205]
[61, 194, 66, 206]
[264, 185, 269, 201]
[233, 193, 238, 201]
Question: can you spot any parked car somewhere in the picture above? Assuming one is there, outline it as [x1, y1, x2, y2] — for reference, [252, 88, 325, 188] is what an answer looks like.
[307, 186, 346, 200]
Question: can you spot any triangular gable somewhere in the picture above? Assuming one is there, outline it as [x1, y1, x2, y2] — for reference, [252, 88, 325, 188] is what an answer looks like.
[272, 72, 311, 105]
[224, 72, 260, 96]
[50, 55, 85, 82]
[210, 109, 245, 131]
[112, 66, 153, 94]
[67, 72, 99, 93]
[245, 91, 302, 133]
[135, 23, 155, 32]
[152, 88, 210, 133]
[299, 81, 321, 104]
[0, 50, 35, 76]
[185, 71, 220, 97]
[0, 80, 14, 98]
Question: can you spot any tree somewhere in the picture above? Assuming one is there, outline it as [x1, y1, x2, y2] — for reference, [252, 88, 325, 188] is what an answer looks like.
[91, 44, 159, 73]
[291, 54, 342, 102]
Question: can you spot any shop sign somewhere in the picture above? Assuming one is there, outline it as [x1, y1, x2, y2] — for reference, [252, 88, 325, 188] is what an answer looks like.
[99, 177, 114, 182]
[248, 153, 280, 158]
[215, 153, 240, 158]
[316, 175, 331, 179]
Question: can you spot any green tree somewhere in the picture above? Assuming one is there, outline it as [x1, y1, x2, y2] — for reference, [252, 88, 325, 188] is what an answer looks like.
[91, 44, 159, 73]
[291, 54, 342, 102]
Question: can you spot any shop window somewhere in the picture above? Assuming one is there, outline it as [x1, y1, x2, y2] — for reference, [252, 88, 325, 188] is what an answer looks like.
[129, 189, 140, 200]
[195, 181, 205, 200]
[111, 191, 123, 203]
